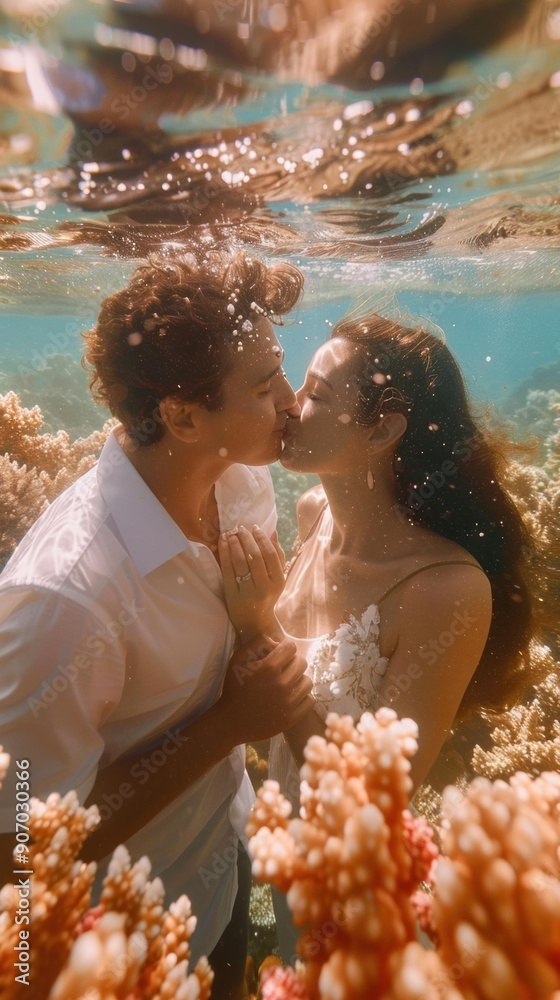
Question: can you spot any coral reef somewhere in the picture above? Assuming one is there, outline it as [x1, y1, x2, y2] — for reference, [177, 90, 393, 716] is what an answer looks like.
[248, 710, 560, 1000]
[472, 644, 560, 780]
[0, 750, 213, 1000]
[0, 391, 114, 569]
[506, 460, 560, 634]
[0, 352, 108, 439]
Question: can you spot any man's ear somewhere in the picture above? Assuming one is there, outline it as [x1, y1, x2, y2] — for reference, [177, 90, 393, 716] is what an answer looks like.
[158, 396, 204, 443]
[366, 412, 408, 450]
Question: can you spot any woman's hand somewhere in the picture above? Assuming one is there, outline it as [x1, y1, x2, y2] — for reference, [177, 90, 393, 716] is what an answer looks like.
[218, 525, 286, 642]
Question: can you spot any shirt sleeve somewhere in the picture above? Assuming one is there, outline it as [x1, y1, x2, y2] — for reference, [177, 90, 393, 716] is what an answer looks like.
[0, 587, 124, 832]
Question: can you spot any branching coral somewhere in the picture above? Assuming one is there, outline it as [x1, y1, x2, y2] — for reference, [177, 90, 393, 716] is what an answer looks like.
[0, 391, 114, 568]
[506, 455, 560, 637]
[472, 646, 560, 780]
[248, 710, 438, 1000]
[0, 751, 213, 1000]
[249, 711, 560, 1000]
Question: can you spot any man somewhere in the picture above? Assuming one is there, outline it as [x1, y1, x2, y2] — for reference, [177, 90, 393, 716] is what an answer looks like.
[0, 250, 312, 998]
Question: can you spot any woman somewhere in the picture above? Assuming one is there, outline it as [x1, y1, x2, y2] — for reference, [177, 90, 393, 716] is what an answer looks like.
[222, 309, 532, 773]
[219, 310, 533, 954]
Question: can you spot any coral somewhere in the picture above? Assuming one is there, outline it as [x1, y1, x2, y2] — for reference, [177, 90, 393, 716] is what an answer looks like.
[261, 964, 311, 1000]
[247, 742, 270, 790]
[0, 391, 114, 568]
[506, 460, 560, 634]
[0, 789, 99, 998]
[0, 452, 49, 567]
[0, 751, 213, 1000]
[434, 771, 560, 1000]
[248, 712, 560, 1000]
[0, 352, 108, 439]
[248, 710, 438, 1000]
[472, 646, 560, 780]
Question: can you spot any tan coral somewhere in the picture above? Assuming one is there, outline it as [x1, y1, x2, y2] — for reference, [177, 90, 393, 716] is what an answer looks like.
[0, 391, 114, 568]
[249, 710, 437, 1000]
[434, 771, 560, 1000]
[473, 644, 560, 780]
[0, 752, 212, 1000]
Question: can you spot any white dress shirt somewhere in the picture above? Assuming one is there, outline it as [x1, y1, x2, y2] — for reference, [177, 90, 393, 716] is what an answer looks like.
[0, 426, 276, 959]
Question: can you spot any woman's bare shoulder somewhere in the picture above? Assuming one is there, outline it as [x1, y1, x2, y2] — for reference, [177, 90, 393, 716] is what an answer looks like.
[296, 484, 327, 539]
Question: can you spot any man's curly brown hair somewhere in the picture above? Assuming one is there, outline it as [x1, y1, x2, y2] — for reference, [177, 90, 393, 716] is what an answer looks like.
[82, 250, 303, 446]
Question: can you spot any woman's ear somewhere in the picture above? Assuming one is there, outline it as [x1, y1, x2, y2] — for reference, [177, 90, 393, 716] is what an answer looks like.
[159, 396, 203, 443]
[366, 412, 408, 450]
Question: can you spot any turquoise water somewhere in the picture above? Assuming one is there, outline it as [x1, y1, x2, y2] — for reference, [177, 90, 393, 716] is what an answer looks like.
[2, 291, 559, 410]
[1, 1, 560, 429]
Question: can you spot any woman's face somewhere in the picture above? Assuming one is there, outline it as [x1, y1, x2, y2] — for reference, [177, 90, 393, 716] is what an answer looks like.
[281, 337, 368, 474]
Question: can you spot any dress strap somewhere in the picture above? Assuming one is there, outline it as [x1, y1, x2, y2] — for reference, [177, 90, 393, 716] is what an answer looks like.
[377, 560, 485, 606]
[285, 501, 329, 579]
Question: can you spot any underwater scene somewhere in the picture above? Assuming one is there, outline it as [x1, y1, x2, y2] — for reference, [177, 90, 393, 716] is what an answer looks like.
[0, 0, 559, 997]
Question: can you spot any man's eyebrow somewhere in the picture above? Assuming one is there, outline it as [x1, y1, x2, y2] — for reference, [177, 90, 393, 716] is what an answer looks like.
[255, 349, 286, 384]
[308, 369, 334, 390]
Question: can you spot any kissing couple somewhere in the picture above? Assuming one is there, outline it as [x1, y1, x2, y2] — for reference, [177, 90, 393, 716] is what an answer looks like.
[0, 249, 532, 999]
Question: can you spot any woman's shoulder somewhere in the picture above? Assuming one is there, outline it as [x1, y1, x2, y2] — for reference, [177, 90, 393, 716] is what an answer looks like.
[378, 535, 492, 626]
[296, 484, 327, 539]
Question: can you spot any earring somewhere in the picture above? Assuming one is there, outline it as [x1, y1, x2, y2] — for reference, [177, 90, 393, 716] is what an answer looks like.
[367, 455, 375, 491]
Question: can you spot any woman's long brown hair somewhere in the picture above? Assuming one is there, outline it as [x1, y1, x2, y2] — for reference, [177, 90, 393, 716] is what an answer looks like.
[332, 312, 534, 721]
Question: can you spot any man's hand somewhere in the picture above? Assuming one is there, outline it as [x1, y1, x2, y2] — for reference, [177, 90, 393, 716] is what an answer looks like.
[219, 634, 313, 744]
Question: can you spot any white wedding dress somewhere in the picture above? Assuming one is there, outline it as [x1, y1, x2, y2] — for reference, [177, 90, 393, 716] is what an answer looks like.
[265, 500, 478, 960]
[268, 601, 390, 813]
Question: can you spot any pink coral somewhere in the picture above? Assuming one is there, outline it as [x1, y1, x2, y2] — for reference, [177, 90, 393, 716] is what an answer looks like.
[434, 771, 560, 1000]
[249, 709, 437, 1000]
[262, 965, 312, 1000]
[249, 713, 560, 1000]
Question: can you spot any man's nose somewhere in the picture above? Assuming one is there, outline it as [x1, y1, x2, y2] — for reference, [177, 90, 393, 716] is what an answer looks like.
[278, 375, 301, 418]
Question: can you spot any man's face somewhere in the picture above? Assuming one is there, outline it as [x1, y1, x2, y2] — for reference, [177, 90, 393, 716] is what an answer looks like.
[200, 317, 300, 466]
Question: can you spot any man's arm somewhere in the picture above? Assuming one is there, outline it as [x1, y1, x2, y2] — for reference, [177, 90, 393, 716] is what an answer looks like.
[80, 634, 312, 863]
[0, 634, 312, 881]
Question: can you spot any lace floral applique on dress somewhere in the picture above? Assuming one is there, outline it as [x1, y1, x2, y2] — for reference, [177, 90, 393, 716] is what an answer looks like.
[308, 603, 390, 721]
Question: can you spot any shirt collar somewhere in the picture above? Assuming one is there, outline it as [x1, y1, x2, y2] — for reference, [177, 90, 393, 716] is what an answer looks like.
[97, 426, 199, 576]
